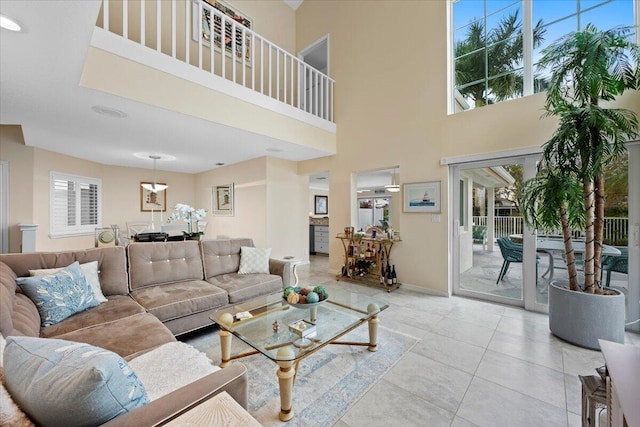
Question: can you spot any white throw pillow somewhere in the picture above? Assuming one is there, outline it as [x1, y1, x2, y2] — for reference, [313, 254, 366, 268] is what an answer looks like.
[29, 261, 108, 303]
[238, 246, 271, 274]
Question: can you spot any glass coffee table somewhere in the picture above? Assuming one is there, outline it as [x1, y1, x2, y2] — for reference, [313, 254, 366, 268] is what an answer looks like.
[210, 287, 389, 421]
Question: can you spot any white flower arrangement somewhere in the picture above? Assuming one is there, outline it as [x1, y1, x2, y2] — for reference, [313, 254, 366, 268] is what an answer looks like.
[167, 204, 207, 234]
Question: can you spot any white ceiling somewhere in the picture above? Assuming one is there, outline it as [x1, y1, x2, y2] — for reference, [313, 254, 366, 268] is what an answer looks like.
[0, 0, 325, 174]
[310, 168, 397, 192]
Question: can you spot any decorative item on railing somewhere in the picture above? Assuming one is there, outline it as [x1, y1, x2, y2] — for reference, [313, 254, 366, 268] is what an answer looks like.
[167, 204, 207, 236]
[98, 0, 335, 124]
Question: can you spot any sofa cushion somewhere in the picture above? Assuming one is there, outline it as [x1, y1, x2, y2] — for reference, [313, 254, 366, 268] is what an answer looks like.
[0, 262, 21, 338]
[11, 294, 40, 338]
[3, 336, 148, 427]
[201, 238, 254, 278]
[53, 313, 177, 360]
[238, 246, 271, 274]
[40, 295, 145, 338]
[128, 342, 220, 401]
[0, 334, 36, 427]
[206, 273, 283, 304]
[131, 280, 228, 322]
[16, 262, 99, 327]
[0, 246, 129, 296]
[29, 261, 108, 303]
[128, 241, 204, 291]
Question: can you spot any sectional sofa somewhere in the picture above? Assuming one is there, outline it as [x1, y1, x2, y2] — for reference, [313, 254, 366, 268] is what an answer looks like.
[0, 238, 290, 426]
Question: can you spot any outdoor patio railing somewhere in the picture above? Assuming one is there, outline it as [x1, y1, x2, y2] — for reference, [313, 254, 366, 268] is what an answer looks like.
[473, 216, 629, 245]
[98, 0, 334, 123]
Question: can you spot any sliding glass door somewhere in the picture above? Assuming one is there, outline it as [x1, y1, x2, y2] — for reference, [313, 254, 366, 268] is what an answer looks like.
[451, 155, 545, 311]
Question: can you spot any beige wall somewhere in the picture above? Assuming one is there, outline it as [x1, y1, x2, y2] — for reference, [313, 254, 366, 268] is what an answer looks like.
[195, 156, 310, 260]
[196, 157, 268, 245]
[266, 157, 309, 260]
[296, 0, 640, 294]
[0, 126, 34, 253]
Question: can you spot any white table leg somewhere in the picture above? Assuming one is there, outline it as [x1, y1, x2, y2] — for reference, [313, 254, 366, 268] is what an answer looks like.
[367, 314, 379, 352]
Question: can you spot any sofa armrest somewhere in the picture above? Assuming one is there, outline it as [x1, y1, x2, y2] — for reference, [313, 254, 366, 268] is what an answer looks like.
[100, 363, 248, 427]
[269, 259, 291, 288]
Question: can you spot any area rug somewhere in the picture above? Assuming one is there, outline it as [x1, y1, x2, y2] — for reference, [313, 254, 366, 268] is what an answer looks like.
[182, 323, 416, 426]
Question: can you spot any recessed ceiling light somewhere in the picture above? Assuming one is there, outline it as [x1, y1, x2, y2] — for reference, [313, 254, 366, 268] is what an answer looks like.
[215, 162, 225, 166]
[266, 148, 283, 153]
[0, 14, 22, 32]
[316, 177, 327, 180]
[91, 105, 127, 119]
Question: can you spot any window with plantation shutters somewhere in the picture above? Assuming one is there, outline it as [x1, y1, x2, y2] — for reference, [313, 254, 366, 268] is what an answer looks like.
[50, 172, 101, 237]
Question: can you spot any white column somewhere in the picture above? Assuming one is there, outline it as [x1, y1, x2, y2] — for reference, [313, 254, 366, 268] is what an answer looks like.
[627, 143, 639, 332]
[19, 224, 38, 253]
[487, 187, 495, 252]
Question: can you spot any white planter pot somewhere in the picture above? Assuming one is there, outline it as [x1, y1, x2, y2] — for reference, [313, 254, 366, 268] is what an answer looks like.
[549, 281, 625, 350]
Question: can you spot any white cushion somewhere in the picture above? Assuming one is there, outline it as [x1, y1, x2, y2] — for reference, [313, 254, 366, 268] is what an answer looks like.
[128, 342, 219, 401]
[238, 246, 271, 274]
[29, 261, 108, 303]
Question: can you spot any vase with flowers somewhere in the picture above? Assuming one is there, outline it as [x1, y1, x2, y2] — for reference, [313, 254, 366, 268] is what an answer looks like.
[167, 203, 208, 239]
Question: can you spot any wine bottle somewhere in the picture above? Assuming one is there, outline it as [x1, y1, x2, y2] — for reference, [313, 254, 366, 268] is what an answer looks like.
[386, 264, 393, 286]
[391, 265, 397, 285]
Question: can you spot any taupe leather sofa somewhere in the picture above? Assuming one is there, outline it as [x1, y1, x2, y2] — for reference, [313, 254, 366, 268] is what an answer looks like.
[0, 238, 290, 425]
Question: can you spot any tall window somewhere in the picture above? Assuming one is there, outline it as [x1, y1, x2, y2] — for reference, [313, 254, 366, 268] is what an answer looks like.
[452, 0, 636, 112]
[50, 172, 102, 237]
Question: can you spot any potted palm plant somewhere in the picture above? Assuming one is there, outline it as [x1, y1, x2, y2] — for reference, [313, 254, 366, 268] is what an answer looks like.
[521, 25, 639, 349]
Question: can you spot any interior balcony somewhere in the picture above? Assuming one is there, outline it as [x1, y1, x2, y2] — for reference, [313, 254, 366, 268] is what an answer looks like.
[83, 0, 336, 155]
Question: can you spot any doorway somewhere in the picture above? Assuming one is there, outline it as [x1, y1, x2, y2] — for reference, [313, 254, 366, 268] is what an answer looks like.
[298, 35, 329, 117]
[451, 155, 545, 311]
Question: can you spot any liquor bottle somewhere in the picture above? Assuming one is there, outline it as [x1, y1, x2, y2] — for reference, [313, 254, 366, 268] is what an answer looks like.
[348, 262, 353, 278]
[348, 243, 354, 257]
[386, 264, 393, 287]
[391, 265, 397, 285]
[365, 243, 371, 258]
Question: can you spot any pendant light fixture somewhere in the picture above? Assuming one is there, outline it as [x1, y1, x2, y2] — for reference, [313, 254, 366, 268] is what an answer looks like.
[141, 155, 168, 193]
[385, 168, 400, 193]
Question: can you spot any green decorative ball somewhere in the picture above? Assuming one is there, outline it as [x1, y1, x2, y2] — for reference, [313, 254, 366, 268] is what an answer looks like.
[313, 286, 328, 299]
[306, 291, 319, 303]
[283, 287, 295, 298]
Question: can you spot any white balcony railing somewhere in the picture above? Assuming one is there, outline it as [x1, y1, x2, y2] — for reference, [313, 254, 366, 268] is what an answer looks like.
[98, 0, 334, 123]
[473, 216, 629, 245]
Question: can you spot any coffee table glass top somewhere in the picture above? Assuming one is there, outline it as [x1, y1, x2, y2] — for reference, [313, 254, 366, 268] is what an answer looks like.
[210, 287, 388, 361]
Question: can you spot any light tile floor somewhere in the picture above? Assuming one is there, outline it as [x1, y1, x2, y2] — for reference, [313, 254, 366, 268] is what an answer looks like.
[296, 255, 640, 427]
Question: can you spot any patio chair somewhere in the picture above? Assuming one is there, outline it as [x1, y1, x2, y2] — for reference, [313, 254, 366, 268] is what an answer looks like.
[496, 237, 538, 284]
[601, 248, 628, 287]
[472, 225, 487, 251]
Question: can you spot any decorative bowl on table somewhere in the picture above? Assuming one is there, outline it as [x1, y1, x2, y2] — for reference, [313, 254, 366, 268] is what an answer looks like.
[282, 285, 329, 308]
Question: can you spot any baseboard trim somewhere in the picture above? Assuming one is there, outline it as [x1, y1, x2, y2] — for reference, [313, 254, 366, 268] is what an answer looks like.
[400, 282, 450, 297]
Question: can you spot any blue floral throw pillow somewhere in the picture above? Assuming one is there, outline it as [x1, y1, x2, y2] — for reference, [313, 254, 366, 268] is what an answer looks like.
[16, 261, 99, 326]
[3, 336, 149, 427]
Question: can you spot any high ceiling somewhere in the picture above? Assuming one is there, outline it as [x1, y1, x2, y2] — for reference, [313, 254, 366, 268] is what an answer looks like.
[0, 0, 325, 174]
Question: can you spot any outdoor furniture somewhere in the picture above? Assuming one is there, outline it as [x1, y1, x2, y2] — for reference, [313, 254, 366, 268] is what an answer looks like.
[496, 237, 524, 284]
[473, 225, 487, 251]
[536, 239, 621, 281]
[601, 248, 628, 287]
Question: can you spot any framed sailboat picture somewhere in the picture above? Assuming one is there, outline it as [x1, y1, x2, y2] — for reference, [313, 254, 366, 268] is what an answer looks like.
[403, 181, 441, 213]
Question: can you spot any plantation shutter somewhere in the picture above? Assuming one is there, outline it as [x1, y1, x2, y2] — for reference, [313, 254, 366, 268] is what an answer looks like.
[50, 172, 102, 237]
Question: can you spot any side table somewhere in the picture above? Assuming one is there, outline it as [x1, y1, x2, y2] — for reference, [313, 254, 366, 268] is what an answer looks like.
[276, 257, 306, 286]
[162, 391, 260, 426]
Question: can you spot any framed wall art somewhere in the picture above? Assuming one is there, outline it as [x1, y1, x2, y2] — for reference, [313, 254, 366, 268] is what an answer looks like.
[314, 195, 328, 215]
[403, 181, 441, 213]
[140, 183, 167, 212]
[213, 183, 234, 216]
[192, 0, 253, 62]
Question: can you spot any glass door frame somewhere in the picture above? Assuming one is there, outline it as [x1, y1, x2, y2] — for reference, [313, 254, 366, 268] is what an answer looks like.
[450, 154, 547, 313]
